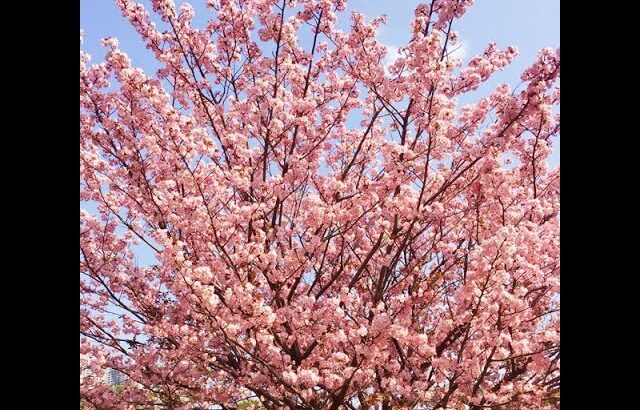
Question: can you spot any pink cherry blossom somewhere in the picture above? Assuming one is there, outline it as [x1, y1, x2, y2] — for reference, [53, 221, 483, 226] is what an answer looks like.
[81, 1, 559, 409]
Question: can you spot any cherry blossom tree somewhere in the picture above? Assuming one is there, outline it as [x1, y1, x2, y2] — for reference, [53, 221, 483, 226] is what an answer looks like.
[80, 0, 559, 408]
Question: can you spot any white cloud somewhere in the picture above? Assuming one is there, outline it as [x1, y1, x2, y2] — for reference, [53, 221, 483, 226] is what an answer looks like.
[383, 45, 401, 74]
[448, 42, 467, 62]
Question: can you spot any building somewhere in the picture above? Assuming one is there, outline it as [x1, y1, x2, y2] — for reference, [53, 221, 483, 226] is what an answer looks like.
[104, 368, 128, 386]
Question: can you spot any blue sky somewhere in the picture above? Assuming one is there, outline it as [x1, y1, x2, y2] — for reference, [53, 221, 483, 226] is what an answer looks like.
[80, 0, 559, 95]
[81, 0, 559, 155]
[81, 0, 559, 266]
